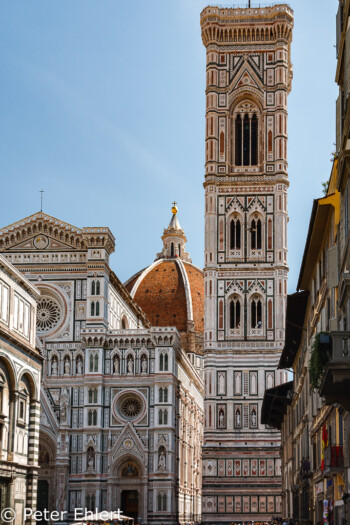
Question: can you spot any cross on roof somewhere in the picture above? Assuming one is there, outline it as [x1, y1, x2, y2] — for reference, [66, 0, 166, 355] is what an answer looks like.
[40, 189, 45, 212]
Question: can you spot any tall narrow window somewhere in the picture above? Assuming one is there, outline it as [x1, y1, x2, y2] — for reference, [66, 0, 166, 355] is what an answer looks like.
[91, 302, 95, 316]
[164, 354, 169, 371]
[160, 354, 164, 371]
[251, 220, 257, 249]
[235, 109, 258, 167]
[251, 114, 258, 165]
[171, 243, 174, 257]
[96, 281, 100, 295]
[257, 219, 262, 249]
[164, 387, 168, 403]
[95, 302, 100, 316]
[235, 114, 242, 166]
[230, 219, 241, 249]
[230, 299, 241, 329]
[91, 281, 96, 295]
[159, 387, 163, 403]
[251, 299, 262, 328]
[243, 114, 250, 166]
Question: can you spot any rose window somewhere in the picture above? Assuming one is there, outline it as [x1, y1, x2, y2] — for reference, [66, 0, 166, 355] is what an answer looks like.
[36, 297, 61, 332]
[120, 397, 142, 419]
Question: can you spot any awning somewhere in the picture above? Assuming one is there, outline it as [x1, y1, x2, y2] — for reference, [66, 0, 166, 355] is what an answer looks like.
[279, 291, 309, 369]
[261, 380, 293, 429]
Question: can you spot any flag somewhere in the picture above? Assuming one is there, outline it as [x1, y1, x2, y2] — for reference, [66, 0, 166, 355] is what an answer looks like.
[321, 424, 328, 471]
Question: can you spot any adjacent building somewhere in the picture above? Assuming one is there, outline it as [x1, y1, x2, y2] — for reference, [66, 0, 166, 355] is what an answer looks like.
[200, 4, 293, 522]
[0, 254, 41, 525]
[262, 153, 347, 524]
[0, 208, 204, 525]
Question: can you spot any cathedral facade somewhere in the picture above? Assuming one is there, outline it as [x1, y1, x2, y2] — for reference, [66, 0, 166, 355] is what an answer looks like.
[0, 209, 204, 525]
[200, 5, 293, 523]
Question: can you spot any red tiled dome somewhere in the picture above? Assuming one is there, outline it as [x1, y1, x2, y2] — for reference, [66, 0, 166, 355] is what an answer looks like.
[125, 206, 204, 353]
[125, 258, 204, 352]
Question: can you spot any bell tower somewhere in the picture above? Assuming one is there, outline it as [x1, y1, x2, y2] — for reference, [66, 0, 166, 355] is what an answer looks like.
[200, 4, 293, 522]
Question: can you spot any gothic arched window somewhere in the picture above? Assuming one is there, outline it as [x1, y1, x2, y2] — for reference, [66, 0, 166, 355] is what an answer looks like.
[251, 298, 262, 329]
[90, 301, 95, 316]
[96, 281, 100, 295]
[89, 353, 98, 373]
[235, 114, 242, 165]
[250, 219, 262, 249]
[95, 301, 100, 316]
[91, 281, 96, 296]
[230, 218, 241, 249]
[88, 388, 98, 404]
[234, 103, 259, 167]
[257, 219, 262, 249]
[230, 297, 241, 329]
[171, 243, 174, 257]
[251, 114, 258, 165]
[164, 354, 168, 371]
[88, 409, 97, 426]
[157, 493, 167, 511]
[159, 387, 163, 403]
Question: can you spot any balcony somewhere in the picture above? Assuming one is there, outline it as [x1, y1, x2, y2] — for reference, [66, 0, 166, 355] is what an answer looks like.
[319, 331, 350, 410]
[324, 445, 344, 475]
[300, 458, 312, 479]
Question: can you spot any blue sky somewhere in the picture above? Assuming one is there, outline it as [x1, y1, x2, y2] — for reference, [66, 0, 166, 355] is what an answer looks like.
[0, 0, 338, 290]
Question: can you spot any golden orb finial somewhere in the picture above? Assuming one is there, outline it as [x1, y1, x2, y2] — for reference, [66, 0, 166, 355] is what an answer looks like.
[171, 201, 178, 215]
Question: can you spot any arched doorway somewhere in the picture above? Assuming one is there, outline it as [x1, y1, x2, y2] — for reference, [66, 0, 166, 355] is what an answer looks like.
[110, 457, 147, 523]
[37, 431, 57, 519]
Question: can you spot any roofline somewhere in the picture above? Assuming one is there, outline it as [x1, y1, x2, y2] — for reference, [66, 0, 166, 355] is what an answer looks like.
[123, 268, 146, 289]
[297, 199, 318, 291]
[0, 254, 40, 299]
[109, 270, 151, 328]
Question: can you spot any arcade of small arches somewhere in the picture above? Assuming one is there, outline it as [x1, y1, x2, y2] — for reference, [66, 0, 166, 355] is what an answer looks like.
[201, 21, 292, 46]
[112, 352, 149, 375]
[48, 351, 84, 377]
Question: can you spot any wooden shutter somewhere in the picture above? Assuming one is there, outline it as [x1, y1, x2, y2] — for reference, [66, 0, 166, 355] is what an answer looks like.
[327, 245, 339, 288]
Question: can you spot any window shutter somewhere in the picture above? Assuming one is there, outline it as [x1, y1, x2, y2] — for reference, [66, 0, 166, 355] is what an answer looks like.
[345, 28, 350, 101]
[336, 94, 342, 152]
[329, 317, 338, 332]
[327, 245, 339, 288]
[336, 4, 343, 56]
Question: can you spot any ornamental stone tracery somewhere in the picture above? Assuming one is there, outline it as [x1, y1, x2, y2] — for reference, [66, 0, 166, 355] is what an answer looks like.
[120, 397, 142, 419]
[36, 297, 61, 333]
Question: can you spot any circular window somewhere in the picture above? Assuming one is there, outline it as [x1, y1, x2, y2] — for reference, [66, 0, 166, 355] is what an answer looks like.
[120, 397, 142, 419]
[37, 297, 61, 332]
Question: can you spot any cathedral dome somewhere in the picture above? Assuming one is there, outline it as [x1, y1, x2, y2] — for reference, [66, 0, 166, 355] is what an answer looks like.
[125, 206, 204, 354]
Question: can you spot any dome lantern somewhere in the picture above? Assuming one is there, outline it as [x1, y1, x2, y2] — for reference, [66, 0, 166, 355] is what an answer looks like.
[156, 203, 191, 262]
